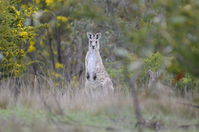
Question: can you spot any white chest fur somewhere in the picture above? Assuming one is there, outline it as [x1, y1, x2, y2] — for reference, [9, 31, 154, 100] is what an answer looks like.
[87, 51, 97, 79]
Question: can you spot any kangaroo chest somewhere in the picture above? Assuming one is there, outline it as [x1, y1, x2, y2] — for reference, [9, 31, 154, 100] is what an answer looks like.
[87, 52, 97, 74]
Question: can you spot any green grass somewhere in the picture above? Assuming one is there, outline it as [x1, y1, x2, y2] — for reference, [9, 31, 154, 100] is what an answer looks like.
[0, 103, 198, 132]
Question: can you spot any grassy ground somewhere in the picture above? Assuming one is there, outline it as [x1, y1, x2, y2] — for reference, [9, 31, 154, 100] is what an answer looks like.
[0, 77, 198, 132]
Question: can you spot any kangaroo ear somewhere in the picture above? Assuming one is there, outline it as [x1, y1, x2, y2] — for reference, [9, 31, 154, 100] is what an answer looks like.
[87, 32, 93, 39]
[95, 33, 101, 40]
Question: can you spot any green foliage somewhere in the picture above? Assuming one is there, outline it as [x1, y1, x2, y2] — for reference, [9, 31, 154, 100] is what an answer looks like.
[115, 0, 199, 92]
[157, 0, 199, 77]
[0, 0, 36, 78]
[143, 52, 163, 73]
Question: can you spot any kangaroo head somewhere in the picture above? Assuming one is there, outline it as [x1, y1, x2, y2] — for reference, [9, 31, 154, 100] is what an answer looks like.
[87, 32, 101, 51]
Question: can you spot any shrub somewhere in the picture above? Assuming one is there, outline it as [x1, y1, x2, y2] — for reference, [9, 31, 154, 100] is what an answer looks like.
[0, 0, 36, 78]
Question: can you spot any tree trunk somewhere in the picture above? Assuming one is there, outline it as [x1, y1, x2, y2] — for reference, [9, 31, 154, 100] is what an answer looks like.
[129, 78, 144, 132]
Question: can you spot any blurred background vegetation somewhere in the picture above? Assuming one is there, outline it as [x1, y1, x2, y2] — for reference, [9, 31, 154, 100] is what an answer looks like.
[0, 0, 198, 98]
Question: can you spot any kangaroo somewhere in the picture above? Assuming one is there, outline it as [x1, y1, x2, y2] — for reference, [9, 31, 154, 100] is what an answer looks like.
[85, 32, 114, 97]
[148, 70, 173, 96]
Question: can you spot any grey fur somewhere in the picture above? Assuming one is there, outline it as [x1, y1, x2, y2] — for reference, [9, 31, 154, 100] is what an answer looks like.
[85, 32, 114, 97]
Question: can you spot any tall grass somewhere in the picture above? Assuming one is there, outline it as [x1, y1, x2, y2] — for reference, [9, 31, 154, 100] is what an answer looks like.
[0, 75, 129, 112]
[0, 75, 198, 132]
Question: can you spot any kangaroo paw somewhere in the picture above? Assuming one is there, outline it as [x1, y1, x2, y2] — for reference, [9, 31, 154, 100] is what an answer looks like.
[86, 73, 90, 80]
[93, 73, 97, 80]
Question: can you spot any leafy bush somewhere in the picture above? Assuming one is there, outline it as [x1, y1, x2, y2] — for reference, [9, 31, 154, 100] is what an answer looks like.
[0, 0, 36, 78]
[143, 52, 163, 73]
[159, 0, 199, 77]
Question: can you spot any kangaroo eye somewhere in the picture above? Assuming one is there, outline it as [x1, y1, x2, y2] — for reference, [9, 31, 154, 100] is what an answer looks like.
[89, 41, 92, 44]
[95, 41, 97, 44]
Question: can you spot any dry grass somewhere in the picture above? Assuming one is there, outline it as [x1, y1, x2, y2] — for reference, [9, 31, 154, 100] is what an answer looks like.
[0, 75, 133, 115]
[140, 90, 199, 119]
[0, 75, 198, 132]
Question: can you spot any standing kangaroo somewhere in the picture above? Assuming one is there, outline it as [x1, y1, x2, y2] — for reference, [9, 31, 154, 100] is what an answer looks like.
[85, 32, 114, 96]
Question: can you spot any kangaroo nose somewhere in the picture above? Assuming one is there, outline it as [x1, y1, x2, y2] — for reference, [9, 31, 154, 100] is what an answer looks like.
[92, 46, 95, 49]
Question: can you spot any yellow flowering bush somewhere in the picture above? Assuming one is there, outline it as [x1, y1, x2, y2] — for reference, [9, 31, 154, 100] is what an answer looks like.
[56, 16, 68, 22]
[51, 71, 62, 78]
[21, 4, 37, 17]
[28, 41, 36, 53]
[56, 15, 71, 32]
[45, 0, 54, 6]
[28, 45, 36, 53]
[0, 0, 36, 78]
[34, 0, 41, 4]
[55, 63, 64, 69]
[19, 31, 29, 38]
